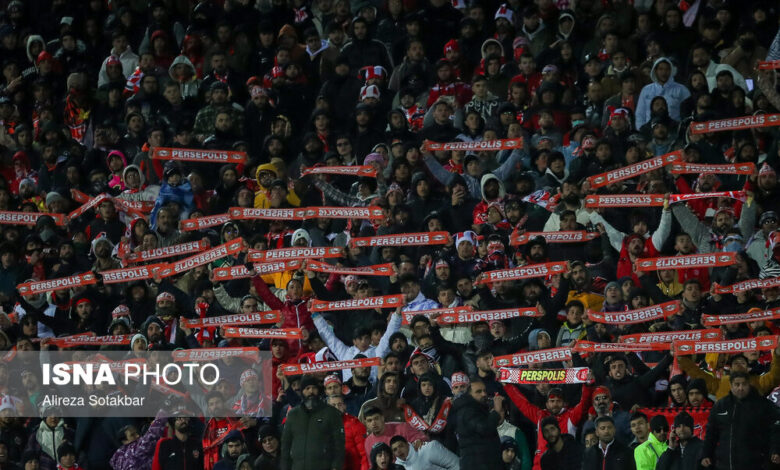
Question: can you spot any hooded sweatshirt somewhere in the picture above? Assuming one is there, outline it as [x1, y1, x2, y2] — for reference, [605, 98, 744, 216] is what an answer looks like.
[472, 173, 506, 225]
[635, 57, 690, 129]
[168, 55, 199, 100]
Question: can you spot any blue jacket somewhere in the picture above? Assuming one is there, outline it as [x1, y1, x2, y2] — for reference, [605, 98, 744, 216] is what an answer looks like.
[635, 58, 690, 129]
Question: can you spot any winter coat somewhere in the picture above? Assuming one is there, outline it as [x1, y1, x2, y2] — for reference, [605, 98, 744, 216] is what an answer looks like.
[281, 399, 345, 470]
[110, 412, 167, 470]
[540, 434, 584, 470]
[452, 393, 502, 469]
[655, 438, 704, 470]
[582, 440, 635, 470]
[634, 432, 667, 470]
[702, 389, 780, 470]
[253, 275, 313, 356]
[343, 413, 368, 470]
[635, 58, 691, 128]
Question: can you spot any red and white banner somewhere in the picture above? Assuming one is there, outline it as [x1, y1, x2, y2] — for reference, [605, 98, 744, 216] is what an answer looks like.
[68, 193, 110, 220]
[758, 60, 780, 70]
[350, 232, 450, 248]
[587, 301, 680, 325]
[301, 165, 377, 177]
[499, 367, 590, 384]
[172, 347, 261, 362]
[701, 309, 780, 326]
[573, 341, 671, 353]
[49, 334, 132, 348]
[281, 357, 381, 375]
[247, 246, 342, 263]
[436, 307, 540, 324]
[714, 277, 780, 294]
[669, 163, 755, 175]
[0, 211, 67, 226]
[124, 240, 208, 264]
[669, 191, 746, 204]
[306, 260, 394, 276]
[477, 262, 567, 284]
[303, 206, 384, 220]
[180, 214, 231, 231]
[17, 272, 97, 296]
[493, 347, 573, 367]
[113, 198, 155, 214]
[229, 207, 305, 221]
[152, 147, 246, 164]
[587, 151, 681, 189]
[402, 306, 473, 325]
[160, 239, 243, 277]
[674, 336, 780, 355]
[635, 253, 736, 272]
[620, 329, 722, 344]
[180, 311, 281, 328]
[212, 260, 302, 281]
[222, 327, 303, 339]
[510, 231, 599, 245]
[310, 294, 404, 312]
[100, 263, 167, 284]
[425, 138, 523, 152]
[690, 114, 780, 134]
[584, 194, 665, 208]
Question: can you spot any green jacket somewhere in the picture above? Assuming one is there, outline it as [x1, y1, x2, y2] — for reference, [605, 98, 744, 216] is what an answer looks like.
[634, 432, 668, 470]
[281, 399, 345, 470]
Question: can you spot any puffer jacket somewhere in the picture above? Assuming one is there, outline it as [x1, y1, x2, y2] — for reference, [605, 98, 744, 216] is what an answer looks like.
[343, 413, 368, 470]
[110, 411, 167, 470]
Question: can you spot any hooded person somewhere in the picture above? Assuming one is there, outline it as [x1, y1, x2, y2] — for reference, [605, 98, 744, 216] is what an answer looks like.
[635, 57, 691, 128]
[253, 162, 301, 208]
[118, 164, 160, 202]
[472, 173, 506, 226]
[168, 54, 200, 100]
[406, 372, 453, 443]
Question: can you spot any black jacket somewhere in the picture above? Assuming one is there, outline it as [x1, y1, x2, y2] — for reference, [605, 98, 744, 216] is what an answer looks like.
[452, 393, 502, 469]
[152, 435, 204, 470]
[656, 437, 704, 470]
[702, 389, 780, 470]
[280, 398, 345, 470]
[582, 439, 635, 470]
[541, 434, 584, 470]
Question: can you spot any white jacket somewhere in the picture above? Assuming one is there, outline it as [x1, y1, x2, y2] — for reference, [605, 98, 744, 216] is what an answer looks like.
[312, 312, 401, 382]
[395, 440, 460, 470]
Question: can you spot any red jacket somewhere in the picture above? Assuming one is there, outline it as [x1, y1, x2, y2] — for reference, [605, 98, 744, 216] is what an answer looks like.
[252, 275, 313, 356]
[343, 413, 368, 470]
[616, 237, 658, 286]
[505, 384, 593, 470]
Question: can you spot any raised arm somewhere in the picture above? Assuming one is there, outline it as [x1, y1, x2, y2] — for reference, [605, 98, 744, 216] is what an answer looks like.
[311, 312, 352, 360]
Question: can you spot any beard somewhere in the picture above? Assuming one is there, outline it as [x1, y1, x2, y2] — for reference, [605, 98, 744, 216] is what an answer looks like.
[304, 396, 318, 410]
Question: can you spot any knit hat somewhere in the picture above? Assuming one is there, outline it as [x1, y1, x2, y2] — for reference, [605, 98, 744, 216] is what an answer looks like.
[240, 369, 258, 387]
[291, 228, 311, 246]
[156, 292, 175, 303]
[324, 374, 341, 387]
[360, 85, 380, 101]
[363, 152, 385, 168]
[301, 375, 321, 391]
[650, 415, 669, 432]
[130, 333, 147, 350]
[686, 378, 707, 395]
[760, 211, 778, 225]
[455, 230, 477, 247]
[444, 39, 459, 54]
[451, 372, 469, 387]
[494, 4, 514, 22]
[500, 436, 516, 451]
[760, 162, 776, 176]
[604, 281, 621, 295]
[674, 411, 694, 429]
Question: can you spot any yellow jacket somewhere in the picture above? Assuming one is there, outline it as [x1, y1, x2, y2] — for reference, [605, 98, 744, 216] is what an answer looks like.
[566, 290, 605, 312]
[253, 163, 301, 208]
[678, 353, 780, 399]
[261, 271, 313, 296]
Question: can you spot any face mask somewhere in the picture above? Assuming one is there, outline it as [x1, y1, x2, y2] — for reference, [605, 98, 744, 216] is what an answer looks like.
[571, 119, 584, 127]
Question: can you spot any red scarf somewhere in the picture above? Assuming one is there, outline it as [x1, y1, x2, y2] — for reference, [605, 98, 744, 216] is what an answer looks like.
[404, 398, 452, 434]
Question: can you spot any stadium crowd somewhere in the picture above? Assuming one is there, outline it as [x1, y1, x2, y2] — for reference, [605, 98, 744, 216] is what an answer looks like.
[0, 0, 780, 469]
